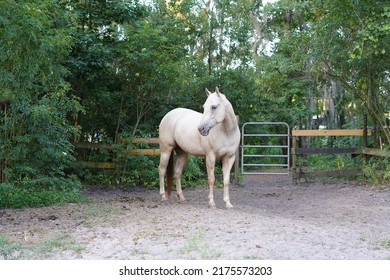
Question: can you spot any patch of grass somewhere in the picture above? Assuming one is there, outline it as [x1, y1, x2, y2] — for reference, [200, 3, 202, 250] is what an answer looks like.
[80, 205, 123, 218]
[0, 234, 21, 260]
[378, 239, 390, 250]
[376, 238, 390, 250]
[78, 205, 125, 227]
[29, 225, 44, 234]
[130, 248, 149, 256]
[0, 234, 85, 259]
[370, 238, 390, 251]
[24, 234, 85, 259]
[0, 183, 87, 209]
[180, 229, 221, 259]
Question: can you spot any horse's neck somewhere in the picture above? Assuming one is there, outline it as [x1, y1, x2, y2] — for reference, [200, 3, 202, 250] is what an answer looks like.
[222, 104, 238, 133]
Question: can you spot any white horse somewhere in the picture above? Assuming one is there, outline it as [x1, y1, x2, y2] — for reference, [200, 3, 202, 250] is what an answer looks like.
[158, 87, 240, 208]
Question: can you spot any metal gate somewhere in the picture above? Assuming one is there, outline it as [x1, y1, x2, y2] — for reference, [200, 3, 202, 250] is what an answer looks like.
[241, 122, 290, 175]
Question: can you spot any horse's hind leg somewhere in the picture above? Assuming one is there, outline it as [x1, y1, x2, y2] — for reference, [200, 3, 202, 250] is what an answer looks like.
[174, 151, 188, 202]
[159, 149, 172, 201]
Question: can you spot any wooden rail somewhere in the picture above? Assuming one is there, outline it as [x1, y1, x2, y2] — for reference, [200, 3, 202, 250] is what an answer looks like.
[291, 129, 374, 180]
[292, 129, 371, 137]
[74, 138, 160, 169]
[361, 147, 390, 158]
[74, 137, 240, 184]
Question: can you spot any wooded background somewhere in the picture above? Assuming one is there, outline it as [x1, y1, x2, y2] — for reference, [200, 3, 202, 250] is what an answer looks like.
[0, 0, 389, 193]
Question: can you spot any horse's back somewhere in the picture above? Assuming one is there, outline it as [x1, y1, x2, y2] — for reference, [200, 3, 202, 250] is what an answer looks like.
[159, 108, 205, 155]
[159, 108, 200, 131]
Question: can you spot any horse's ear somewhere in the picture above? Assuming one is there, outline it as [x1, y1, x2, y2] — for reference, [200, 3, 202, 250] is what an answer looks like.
[215, 87, 221, 96]
[205, 88, 211, 96]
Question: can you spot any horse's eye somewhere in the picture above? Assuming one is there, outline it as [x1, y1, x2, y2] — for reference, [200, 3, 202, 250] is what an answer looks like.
[211, 105, 217, 110]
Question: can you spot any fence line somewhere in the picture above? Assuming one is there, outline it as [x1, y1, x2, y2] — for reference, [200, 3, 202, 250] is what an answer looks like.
[73, 138, 160, 169]
[74, 137, 240, 183]
[290, 128, 390, 181]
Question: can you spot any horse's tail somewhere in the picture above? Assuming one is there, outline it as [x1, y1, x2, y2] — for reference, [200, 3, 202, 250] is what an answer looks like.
[166, 151, 174, 197]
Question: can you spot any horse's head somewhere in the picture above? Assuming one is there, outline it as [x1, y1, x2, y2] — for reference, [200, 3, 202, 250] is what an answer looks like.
[198, 87, 226, 136]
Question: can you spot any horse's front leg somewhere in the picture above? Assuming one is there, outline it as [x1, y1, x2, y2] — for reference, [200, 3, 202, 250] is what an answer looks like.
[222, 155, 236, 208]
[206, 154, 216, 208]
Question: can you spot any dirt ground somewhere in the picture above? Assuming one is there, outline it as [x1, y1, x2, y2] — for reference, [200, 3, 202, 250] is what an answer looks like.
[1, 174, 390, 260]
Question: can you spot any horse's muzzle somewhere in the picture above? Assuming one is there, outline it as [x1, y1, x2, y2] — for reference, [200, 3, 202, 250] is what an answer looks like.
[198, 125, 210, 136]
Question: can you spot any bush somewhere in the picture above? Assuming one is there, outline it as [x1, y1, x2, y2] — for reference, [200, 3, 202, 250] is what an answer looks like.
[0, 179, 86, 209]
[363, 156, 390, 187]
[118, 154, 161, 188]
[181, 156, 207, 187]
[298, 154, 362, 171]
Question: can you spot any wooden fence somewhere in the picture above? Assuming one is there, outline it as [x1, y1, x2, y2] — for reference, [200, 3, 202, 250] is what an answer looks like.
[75, 131, 388, 182]
[291, 128, 390, 181]
[73, 138, 160, 169]
[74, 138, 240, 183]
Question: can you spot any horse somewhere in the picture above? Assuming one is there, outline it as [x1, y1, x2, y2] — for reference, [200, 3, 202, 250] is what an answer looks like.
[158, 87, 240, 208]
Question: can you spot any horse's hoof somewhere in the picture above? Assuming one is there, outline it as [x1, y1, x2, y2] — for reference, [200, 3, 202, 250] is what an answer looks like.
[177, 194, 186, 203]
[225, 202, 233, 209]
[161, 195, 168, 202]
[208, 203, 217, 209]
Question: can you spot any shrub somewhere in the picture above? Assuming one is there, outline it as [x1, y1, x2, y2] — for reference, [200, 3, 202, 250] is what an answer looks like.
[363, 156, 390, 187]
[0, 179, 86, 209]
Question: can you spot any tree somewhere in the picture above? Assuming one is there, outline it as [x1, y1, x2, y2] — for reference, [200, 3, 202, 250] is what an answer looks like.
[252, 0, 389, 147]
[63, 0, 146, 142]
[310, 0, 390, 144]
[0, 0, 82, 193]
[253, 0, 314, 126]
[116, 3, 198, 137]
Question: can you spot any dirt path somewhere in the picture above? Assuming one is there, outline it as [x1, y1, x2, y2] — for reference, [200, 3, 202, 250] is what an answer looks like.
[1, 175, 390, 260]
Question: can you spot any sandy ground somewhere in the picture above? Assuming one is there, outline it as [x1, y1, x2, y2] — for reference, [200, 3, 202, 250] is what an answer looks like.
[1, 175, 390, 260]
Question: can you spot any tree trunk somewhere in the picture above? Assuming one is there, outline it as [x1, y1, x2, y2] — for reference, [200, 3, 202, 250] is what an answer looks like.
[114, 93, 125, 144]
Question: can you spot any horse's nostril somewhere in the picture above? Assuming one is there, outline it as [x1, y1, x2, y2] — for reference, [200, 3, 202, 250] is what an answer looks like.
[198, 125, 209, 136]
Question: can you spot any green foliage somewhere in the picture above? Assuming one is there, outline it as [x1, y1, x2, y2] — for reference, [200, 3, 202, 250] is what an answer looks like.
[180, 228, 222, 259]
[33, 234, 85, 258]
[0, 0, 83, 206]
[2, 87, 82, 181]
[76, 142, 207, 188]
[0, 181, 86, 209]
[181, 156, 207, 187]
[299, 154, 361, 172]
[118, 154, 160, 188]
[363, 156, 390, 187]
[0, 233, 85, 259]
[0, 234, 21, 260]
[0, 0, 72, 90]
[309, 0, 389, 142]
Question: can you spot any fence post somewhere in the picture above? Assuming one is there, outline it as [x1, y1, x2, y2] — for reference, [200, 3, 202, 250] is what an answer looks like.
[362, 115, 368, 176]
[363, 115, 368, 148]
[291, 134, 297, 181]
[233, 115, 240, 184]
